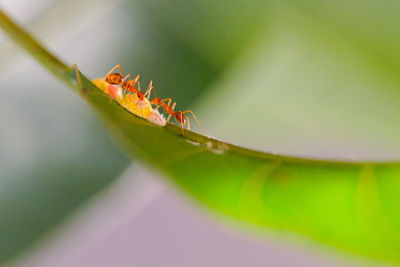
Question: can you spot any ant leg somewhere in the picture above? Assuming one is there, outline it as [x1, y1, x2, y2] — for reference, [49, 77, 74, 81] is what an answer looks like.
[132, 74, 140, 85]
[181, 112, 185, 136]
[123, 73, 131, 82]
[144, 81, 154, 99]
[161, 98, 172, 107]
[122, 74, 131, 95]
[131, 75, 140, 93]
[182, 110, 206, 135]
[105, 64, 123, 78]
[186, 117, 191, 131]
[167, 102, 176, 122]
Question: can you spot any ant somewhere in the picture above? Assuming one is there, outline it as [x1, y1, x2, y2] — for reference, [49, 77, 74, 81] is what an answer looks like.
[100, 64, 128, 100]
[148, 87, 206, 136]
[104, 64, 125, 85]
[105, 64, 152, 102]
[100, 65, 206, 135]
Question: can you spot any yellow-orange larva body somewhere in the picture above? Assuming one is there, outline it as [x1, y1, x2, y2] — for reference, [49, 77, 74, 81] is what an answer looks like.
[92, 77, 166, 126]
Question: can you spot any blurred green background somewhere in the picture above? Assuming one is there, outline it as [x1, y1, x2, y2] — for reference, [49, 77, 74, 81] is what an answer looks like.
[1, 0, 400, 265]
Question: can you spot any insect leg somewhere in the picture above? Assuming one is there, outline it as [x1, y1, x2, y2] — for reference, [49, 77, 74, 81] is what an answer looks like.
[186, 117, 191, 131]
[105, 64, 123, 78]
[144, 81, 154, 99]
[132, 75, 140, 85]
[181, 112, 184, 136]
[182, 110, 206, 135]
[161, 98, 172, 107]
[167, 102, 176, 122]
[122, 74, 131, 95]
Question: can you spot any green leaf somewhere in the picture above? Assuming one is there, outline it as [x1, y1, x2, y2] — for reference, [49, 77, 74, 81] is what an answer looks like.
[2, 8, 400, 265]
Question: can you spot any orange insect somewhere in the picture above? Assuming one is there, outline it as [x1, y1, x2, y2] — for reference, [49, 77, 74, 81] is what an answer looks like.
[105, 64, 125, 85]
[131, 80, 152, 101]
[96, 64, 206, 135]
[122, 74, 140, 94]
[172, 107, 206, 136]
[104, 64, 150, 101]
[149, 88, 206, 136]
[97, 64, 127, 100]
